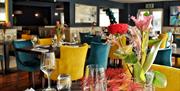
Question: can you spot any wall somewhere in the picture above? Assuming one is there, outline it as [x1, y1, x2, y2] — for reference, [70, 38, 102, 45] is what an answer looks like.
[13, 1, 55, 25]
[128, 1, 180, 26]
[68, 0, 125, 27]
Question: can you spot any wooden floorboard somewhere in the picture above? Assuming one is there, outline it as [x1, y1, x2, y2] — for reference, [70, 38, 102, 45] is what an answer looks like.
[0, 71, 42, 91]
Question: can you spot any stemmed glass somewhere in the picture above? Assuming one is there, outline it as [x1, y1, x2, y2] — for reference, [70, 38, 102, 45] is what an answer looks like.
[31, 35, 38, 47]
[83, 64, 107, 91]
[41, 52, 56, 91]
[72, 33, 78, 43]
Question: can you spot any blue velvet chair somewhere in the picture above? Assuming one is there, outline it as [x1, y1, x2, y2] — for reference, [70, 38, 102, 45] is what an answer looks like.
[13, 40, 40, 87]
[79, 32, 90, 44]
[86, 42, 110, 69]
[154, 48, 172, 66]
[84, 35, 102, 44]
[175, 38, 180, 48]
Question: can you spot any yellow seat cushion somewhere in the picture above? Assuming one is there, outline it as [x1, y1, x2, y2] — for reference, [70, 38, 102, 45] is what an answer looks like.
[21, 34, 32, 40]
[158, 33, 168, 48]
[151, 64, 180, 91]
[38, 38, 52, 45]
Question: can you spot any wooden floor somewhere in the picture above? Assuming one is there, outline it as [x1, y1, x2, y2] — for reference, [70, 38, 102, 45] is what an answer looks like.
[0, 70, 42, 91]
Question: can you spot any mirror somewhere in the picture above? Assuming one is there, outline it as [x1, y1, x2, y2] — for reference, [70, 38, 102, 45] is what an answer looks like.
[75, 4, 97, 23]
[0, 0, 6, 21]
[99, 8, 119, 27]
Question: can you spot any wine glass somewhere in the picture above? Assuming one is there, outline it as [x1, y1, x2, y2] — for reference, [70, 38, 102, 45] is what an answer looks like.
[52, 34, 57, 47]
[41, 52, 56, 91]
[57, 74, 72, 91]
[31, 35, 38, 47]
[72, 33, 78, 43]
[83, 64, 107, 91]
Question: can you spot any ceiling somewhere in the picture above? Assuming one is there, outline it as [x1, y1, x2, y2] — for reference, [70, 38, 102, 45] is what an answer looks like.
[110, 0, 177, 3]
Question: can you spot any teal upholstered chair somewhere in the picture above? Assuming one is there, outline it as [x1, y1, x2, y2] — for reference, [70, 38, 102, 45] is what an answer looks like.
[13, 40, 40, 87]
[79, 32, 91, 44]
[86, 42, 110, 69]
[0, 55, 4, 74]
[84, 35, 102, 44]
[175, 38, 180, 48]
[154, 48, 172, 66]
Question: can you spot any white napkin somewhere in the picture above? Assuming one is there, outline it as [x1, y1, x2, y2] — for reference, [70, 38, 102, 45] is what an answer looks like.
[24, 88, 35, 91]
[31, 47, 49, 53]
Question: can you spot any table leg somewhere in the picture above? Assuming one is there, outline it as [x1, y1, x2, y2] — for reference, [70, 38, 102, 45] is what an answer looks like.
[4, 42, 10, 74]
[175, 57, 178, 67]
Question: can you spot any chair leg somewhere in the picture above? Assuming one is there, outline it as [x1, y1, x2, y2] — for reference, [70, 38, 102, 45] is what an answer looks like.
[32, 72, 35, 88]
[1, 60, 4, 74]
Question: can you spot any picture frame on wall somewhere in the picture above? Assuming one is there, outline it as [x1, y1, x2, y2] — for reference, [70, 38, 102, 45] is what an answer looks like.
[170, 6, 180, 26]
[75, 3, 97, 23]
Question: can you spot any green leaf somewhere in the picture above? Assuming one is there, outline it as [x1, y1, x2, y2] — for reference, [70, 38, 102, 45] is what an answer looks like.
[134, 62, 145, 82]
[144, 11, 150, 16]
[153, 71, 167, 88]
[142, 39, 162, 73]
[124, 53, 138, 64]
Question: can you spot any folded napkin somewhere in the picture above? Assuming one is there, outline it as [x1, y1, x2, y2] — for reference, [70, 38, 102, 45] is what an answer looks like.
[24, 88, 35, 91]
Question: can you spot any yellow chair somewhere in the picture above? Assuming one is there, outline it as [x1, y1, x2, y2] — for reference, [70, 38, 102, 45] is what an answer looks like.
[38, 38, 52, 46]
[158, 33, 168, 48]
[21, 34, 32, 40]
[51, 43, 88, 81]
[151, 64, 180, 91]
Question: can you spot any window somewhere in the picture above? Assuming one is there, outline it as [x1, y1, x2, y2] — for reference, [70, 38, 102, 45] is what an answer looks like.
[138, 9, 163, 33]
[99, 8, 119, 27]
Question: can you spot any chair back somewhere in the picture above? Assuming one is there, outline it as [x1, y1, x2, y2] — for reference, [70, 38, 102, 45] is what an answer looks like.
[151, 64, 180, 91]
[79, 32, 90, 44]
[87, 42, 110, 69]
[38, 38, 52, 46]
[13, 40, 40, 72]
[84, 35, 101, 44]
[175, 38, 180, 48]
[154, 48, 172, 66]
[21, 34, 32, 40]
[51, 44, 88, 80]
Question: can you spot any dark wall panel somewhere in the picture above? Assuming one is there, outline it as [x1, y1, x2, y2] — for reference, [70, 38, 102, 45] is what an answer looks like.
[13, 5, 51, 26]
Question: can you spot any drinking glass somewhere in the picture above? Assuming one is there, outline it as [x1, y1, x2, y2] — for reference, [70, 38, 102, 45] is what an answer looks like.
[83, 64, 107, 91]
[72, 33, 78, 43]
[52, 34, 58, 47]
[57, 74, 72, 91]
[31, 35, 38, 47]
[41, 52, 56, 91]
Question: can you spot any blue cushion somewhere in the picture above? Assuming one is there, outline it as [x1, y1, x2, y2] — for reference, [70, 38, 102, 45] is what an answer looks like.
[87, 42, 110, 69]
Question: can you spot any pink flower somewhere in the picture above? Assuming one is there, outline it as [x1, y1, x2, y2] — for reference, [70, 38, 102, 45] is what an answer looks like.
[131, 14, 153, 31]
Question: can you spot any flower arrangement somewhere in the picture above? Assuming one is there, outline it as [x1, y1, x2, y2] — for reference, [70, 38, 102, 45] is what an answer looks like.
[106, 68, 143, 91]
[106, 9, 167, 89]
[54, 21, 65, 42]
[82, 68, 143, 91]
